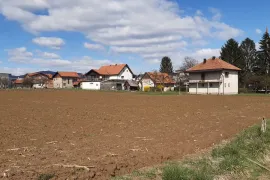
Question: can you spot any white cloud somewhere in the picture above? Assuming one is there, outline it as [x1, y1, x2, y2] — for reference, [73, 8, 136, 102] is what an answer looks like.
[256, 29, 262, 34]
[255, 42, 260, 51]
[32, 37, 65, 49]
[84, 42, 105, 51]
[6, 47, 113, 73]
[209, 7, 222, 21]
[6, 47, 33, 62]
[0, 1, 243, 67]
[37, 51, 61, 59]
[0, 67, 36, 76]
[196, 10, 203, 16]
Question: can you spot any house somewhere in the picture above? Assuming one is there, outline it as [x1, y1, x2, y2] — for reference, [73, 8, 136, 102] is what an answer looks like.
[139, 72, 176, 92]
[186, 57, 241, 95]
[0, 73, 11, 88]
[82, 64, 134, 90]
[124, 80, 139, 91]
[24, 72, 54, 89]
[52, 72, 79, 88]
[13, 78, 24, 88]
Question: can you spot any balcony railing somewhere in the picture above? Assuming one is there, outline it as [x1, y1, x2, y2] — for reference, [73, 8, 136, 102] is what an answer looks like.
[189, 79, 222, 83]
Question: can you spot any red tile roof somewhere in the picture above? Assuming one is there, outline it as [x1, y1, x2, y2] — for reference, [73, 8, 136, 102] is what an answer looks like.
[26, 72, 53, 79]
[186, 58, 241, 72]
[146, 72, 176, 84]
[14, 79, 23, 84]
[95, 64, 127, 75]
[57, 72, 79, 78]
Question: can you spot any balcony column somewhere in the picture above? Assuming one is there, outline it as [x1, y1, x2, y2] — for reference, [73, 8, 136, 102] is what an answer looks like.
[207, 82, 209, 94]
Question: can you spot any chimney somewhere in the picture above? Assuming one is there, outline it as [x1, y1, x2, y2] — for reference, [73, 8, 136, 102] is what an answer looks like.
[212, 56, 216, 60]
[203, 58, 207, 63]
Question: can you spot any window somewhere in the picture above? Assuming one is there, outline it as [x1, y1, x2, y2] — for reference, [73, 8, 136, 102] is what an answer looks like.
[225, 72, 229, 78]
[96, 84, 98, 86]
[63, 83, 66, 86]
[210, 83, 213, 87]
[202, 83, 205, 87]
[90, 83, 93, 85]
[127, 69, 129, 72]
[201, 73, 205, 80]
[228, 83, 230, 87]
[121, 76, 124, 79]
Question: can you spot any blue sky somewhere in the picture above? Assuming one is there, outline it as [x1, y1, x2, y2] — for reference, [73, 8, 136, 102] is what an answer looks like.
[0, 0, 269, 75]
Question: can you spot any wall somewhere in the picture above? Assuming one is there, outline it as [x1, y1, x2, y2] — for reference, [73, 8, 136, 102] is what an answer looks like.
[141, 78, 155, 91]
[222, 70, 238, 94]
[62, 78, 75, 88]
[109, 67, 133, 80]
[53, 74, 63, 88]
[81, 82, 101, 90]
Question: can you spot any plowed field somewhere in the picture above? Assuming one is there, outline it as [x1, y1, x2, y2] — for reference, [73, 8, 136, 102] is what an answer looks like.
[1, 90, 270, 179]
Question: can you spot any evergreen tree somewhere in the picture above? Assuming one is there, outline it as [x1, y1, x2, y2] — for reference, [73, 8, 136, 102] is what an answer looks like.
[220, 38, 243, 66]
[220, 38, 245, 86]
[256, 28, 270, 75]
[159, 56, 173, 73]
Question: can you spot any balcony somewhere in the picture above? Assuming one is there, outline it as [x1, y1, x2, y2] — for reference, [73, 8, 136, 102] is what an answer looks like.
[189, 79, 222, 83]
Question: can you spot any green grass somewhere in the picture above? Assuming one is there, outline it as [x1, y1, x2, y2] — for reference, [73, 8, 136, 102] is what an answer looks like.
[162, 120, 270, 180]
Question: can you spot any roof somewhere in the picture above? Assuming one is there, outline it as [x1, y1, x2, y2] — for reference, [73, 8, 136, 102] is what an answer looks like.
[14, 79, 23, 84]
[125, 80, 139, 87]
[26, 72, 53, 79]
[144, 72, 176, 84]
[54, 72, 79, 78]
[86, 64, 133, 76]
[186, 58, 241, 72]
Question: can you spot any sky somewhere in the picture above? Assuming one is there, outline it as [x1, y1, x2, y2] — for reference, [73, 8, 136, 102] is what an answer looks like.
[0, 0, 269, 75]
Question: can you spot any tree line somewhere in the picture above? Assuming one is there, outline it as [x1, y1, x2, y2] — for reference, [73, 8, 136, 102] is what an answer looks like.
[220, 29, 270, 91]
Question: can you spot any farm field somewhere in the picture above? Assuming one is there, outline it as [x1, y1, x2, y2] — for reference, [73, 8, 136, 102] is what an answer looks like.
[1, 90, 270, 179]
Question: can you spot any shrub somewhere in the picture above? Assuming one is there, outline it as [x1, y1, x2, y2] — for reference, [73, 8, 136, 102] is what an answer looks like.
[144, 86, 150, 92]
[157, 85, 164, 91]
[239, 88, 248, 94]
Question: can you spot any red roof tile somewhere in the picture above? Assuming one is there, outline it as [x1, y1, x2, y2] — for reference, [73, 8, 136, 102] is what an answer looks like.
[186, 58, 241, 72]
[14, 79, 23, 84]
[57, 72, 79, 78]
[146, 72, 176, 84]
[95, 64, 127, 75]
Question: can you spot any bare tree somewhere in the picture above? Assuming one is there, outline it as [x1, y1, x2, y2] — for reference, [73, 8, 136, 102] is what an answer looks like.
[23, 77, 34, 88]
[151, 70, 159, 92]
[35, 76, 49, 88]
[180, 56, 199, 71]
[0, 77, 9, 89]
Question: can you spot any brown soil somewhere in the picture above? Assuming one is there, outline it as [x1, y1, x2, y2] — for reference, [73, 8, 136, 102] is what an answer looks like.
[0, 90, 270, 180]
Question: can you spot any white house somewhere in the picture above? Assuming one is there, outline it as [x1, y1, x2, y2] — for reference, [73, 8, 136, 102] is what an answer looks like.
[186, 57, 241, 95]
[82, 64, 134, 90]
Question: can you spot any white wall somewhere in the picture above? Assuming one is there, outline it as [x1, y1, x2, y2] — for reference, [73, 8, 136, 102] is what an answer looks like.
[53, 77, 63, 88]
[81, 82, 101, 90]
[109, 67, 133, 80]
[222, 70, 238, 94]
[141, 78, 155, 91]
[33, 84, 46, 89]
[189, 70, 239, 95]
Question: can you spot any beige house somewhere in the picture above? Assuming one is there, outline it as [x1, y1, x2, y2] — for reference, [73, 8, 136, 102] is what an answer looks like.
[53, 72, 79, 88]
[139, 72, 176, 92]
[186, 57, 241, 95]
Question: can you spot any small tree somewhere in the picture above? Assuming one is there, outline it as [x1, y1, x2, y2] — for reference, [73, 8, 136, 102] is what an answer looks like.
[36, 76, 49, 88]
[1, 77, 9, 89]
[160, 56, 173, 73]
